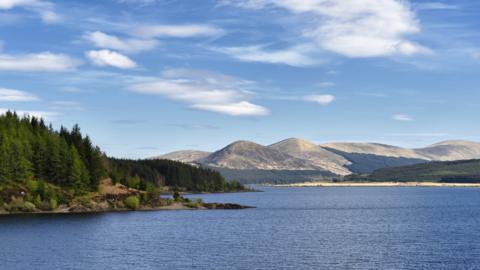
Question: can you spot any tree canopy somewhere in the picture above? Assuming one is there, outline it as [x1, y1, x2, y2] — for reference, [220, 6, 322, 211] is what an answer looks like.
[0, 111, 105, 193]
[0, 111, 244, 195]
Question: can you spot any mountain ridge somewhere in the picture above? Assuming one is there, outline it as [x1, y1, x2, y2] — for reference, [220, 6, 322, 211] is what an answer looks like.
[201, 140, 324, 170]
[152, 138, 480, 181]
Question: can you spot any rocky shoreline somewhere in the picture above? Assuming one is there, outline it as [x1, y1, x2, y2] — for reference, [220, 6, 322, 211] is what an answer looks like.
[0, 179, 253, 216]
[0, 202, 253, 216]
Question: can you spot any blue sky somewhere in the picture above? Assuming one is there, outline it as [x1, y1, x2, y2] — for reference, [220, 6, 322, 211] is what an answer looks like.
[1, 0, 480, 158]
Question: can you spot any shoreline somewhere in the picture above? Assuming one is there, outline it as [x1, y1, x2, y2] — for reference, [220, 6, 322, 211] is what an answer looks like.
[0, 179, 254, 217]
[274, 182, 480, 188]
[0, 202, 253, 216]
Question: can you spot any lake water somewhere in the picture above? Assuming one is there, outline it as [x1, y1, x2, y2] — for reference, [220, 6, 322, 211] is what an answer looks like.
[1, 186, 480, 269]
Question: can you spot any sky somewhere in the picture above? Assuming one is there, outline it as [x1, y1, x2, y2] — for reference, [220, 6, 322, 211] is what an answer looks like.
[1, 0, 480, 158]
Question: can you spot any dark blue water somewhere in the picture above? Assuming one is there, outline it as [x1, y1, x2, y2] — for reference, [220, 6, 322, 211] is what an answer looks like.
[1, 187, 480, 270]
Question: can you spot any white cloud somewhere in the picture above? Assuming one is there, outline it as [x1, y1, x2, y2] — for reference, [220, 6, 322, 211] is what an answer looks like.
[85, 50, 137, 69]
[0, 0, 36, 9]
[161, 68, 254, 87]
[83, 31, 158, 53]
[129, 68, 269, 116]
[51, 101, 83, 111]
[0, 88, 38, 101]
[218, 0, 267, 9]
[304, 94, 335, 105]
[0, 0, 61, 23]
[0, 107, 59, 119]
[115, 0, 157, 5]
[133, 24, 224, 38]
[393, 114, 413, 121]
[473, 52, 480, 60]
[316, 81, 335, 88]
[61, 87, 82, 93]
[214, 45, 317, 67]
[221, 0, 431, 60]
[386, 132, 448, 137]
[415, 2, 458, 10]
[192, 102, 269, 116]
[0, 52, 80, 72]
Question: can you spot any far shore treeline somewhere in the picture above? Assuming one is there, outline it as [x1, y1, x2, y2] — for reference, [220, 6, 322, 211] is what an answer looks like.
[0, 111, 245, 208]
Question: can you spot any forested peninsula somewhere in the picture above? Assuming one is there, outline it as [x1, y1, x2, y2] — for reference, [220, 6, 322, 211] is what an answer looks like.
[0, 111, 249, 215]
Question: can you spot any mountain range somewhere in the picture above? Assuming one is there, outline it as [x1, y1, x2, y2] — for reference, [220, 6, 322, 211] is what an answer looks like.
[151, 138, 480, 183]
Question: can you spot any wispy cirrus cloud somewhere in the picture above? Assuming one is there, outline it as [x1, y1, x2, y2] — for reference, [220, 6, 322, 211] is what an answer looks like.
[356, 92, 388, 98]
[473, 51, 480, 60]
[0, 107, 59, 119]
[316, 81, 335, 88]
[85, 49, 137, 69]
[0, 0, 61, 23]
[111, 119, 147, 125]
[415, 2, 458, 10]
[213, 44, 318, 67]
[129, 68, 269, 116]
[219, 0, 432, 65]
[0, 52, 80, 72]
[132, 24, 224, 38]
[83, 31, 159, 53]
[50, 101, 84, 111]
[167, 123, 220, 130]
[0, 88, 38, 101]
[304, 94, 335, 105]
[269, 93, 336, 106]
[386, 132, 448, 137]
[393, 114, 414, 121]
[114, 0, 157, 5]
[61, 87, 82, 93]
[191, 102, 267, 116]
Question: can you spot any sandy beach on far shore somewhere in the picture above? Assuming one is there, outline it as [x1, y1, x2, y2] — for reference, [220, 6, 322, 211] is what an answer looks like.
[275, 182, 480, 187]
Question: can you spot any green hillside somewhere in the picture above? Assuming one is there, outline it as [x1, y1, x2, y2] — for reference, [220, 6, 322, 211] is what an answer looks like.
[347, 159, 480, 182]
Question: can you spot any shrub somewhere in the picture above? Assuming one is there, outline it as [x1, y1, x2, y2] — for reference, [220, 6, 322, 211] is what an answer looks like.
[6, 197, 36, 212]
[124, 196, 140, 210]
[76, 194, 93, 205]
[34, 195, 42, 208]
[185, 198, 203, 209]
[126, 176, 141, 189]
[142, 192, 148, 204]
[173, 191, 181, 201]
[25, 179, 39, 193]
[49, 198, 58, 210]
[23, 202, 36, 212]
[38, 201, 52, 211]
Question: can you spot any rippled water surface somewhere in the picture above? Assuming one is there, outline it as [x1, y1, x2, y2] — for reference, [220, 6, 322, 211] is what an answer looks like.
[1, 186, 480, 269]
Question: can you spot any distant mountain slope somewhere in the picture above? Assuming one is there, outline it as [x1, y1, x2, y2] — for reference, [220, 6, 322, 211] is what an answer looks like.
[322, 142, 425, 159]
[268, 138, 351, 175]
[349, 159, 480, 182]
[152, 138, 480, 182]
[212, 167, 336, 184]
[202, 140, 323, 170]
[325, 148, 428, 174]
[152, 150, 211, 163]
[415, 140, 480, 161]
[324, 140, 480, 162]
